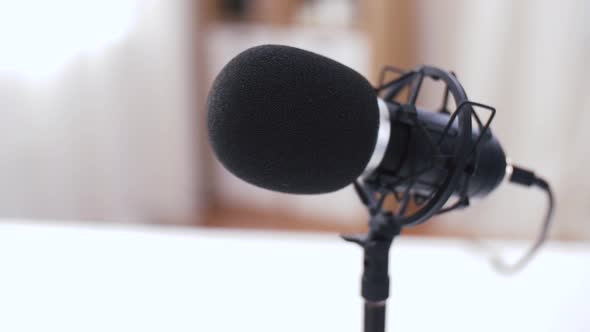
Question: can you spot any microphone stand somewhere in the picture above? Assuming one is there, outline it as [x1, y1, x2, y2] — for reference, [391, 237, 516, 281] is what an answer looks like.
[343, 213, 401, 332]
[341, 65, 484, 332]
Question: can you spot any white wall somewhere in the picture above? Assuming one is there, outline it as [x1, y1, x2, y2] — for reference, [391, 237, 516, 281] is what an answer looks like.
[0, 0, 200, 223]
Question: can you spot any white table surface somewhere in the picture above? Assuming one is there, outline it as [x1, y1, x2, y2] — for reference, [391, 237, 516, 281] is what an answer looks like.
[0, 221, 588, 332]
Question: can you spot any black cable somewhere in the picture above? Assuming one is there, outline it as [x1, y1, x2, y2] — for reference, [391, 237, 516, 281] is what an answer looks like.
[491, 165, 555, 274]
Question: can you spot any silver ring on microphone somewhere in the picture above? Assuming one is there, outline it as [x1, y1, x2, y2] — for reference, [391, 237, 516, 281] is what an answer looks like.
[361, 99, 391, 178]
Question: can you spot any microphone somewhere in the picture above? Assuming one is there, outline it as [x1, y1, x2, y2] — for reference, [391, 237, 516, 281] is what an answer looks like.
[207, 44, 506, 200]
[207, 44, 556, 305]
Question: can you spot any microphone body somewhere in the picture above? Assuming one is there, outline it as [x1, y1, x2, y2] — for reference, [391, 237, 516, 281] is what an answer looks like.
[374, 101, 506, 198]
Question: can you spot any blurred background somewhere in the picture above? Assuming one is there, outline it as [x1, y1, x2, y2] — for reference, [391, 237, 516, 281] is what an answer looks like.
[1, 0, 589, 241]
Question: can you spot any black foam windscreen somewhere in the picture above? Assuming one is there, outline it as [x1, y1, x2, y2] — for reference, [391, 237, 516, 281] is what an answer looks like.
[207, 45, 379, 194]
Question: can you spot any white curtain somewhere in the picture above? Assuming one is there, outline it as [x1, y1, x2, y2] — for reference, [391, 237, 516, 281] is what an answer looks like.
[0, 0, 200, 223]
[417, 0, 590, 239]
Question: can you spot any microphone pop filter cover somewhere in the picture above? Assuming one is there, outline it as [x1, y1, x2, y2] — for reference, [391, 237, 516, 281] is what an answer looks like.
[207, 45, 379, 194]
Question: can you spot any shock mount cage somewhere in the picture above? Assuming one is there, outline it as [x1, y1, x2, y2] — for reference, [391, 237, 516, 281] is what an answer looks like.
[356, 65, 497, 230]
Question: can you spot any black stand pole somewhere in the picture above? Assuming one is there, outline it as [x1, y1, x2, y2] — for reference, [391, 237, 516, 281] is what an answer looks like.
[364, 302, 386, 332]
[343, 213, 401, 332]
